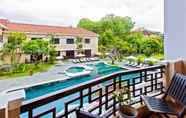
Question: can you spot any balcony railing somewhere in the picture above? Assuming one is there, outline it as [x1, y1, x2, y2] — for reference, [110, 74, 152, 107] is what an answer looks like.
[20, 65, 165, 118]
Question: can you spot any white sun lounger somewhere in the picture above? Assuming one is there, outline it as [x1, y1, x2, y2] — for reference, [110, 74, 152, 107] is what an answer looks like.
[136, 63, 144, 68]
[90, 57, 95, 61]
[131, 62, 138, 67]
[90, 57, 99, 61]
[123, 61, 129, 66]
[85, 58, 90, 62]
[82, 58, 87, 62]
[128, 62, 134, 66]
[76, 59, 81, 63]
[72, 59, 77, 63]
[79, 58, 84, 63]
[94, 57, 100, 61]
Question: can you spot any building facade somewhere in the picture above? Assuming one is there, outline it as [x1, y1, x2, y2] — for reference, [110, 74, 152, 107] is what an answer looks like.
[0, 19, 99, 62]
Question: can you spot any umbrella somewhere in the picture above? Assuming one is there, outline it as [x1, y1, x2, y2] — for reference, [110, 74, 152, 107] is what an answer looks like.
[76, 53, 85, 58]
[126, 56, 137, 61]
[105, 53, 110, 56]
[95, 52, 109, 56]
[95, 52, 101, 56]
[144, 58, 159, 62]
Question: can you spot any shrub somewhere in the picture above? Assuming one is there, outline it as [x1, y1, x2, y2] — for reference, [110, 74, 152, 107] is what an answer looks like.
[100, 52, 107, 59]
[49, 48, 56, 64]
[151, 53, 164, 60]
[136, 55, 145, 64]
[147, 61, 155, 66]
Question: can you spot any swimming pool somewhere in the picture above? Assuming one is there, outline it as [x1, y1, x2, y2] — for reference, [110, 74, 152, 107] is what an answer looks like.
[21, 62, 139, 118]
[25, 62, 124, 100]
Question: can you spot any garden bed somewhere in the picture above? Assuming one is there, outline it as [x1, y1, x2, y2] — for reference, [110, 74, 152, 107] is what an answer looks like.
[0, 63, 54, 80]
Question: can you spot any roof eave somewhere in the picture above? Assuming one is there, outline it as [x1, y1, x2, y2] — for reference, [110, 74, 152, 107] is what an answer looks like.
[3, 30, 98, 37]
[0, 23, 8, 30]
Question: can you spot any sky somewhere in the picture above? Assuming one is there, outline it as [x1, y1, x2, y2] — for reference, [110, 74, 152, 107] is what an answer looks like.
[0, 0, 164, 32]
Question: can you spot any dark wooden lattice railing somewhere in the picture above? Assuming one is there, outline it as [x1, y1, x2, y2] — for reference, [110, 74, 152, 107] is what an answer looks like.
[21, 65, 165, 118]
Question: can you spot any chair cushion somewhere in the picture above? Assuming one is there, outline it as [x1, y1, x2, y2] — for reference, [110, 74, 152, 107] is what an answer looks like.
[142, 96, 177, 115]
[76, 110, 102, 118]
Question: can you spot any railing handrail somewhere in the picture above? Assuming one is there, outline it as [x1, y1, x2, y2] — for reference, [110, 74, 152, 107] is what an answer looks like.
[21, 64, 165, 113]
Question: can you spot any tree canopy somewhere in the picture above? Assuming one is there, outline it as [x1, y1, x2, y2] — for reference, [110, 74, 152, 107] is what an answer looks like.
[22, 39, 54, 63]
[78, 14, 134, 35]
[1, 32, 27, 65]
[99, 15, 134, 35]
[78, 19, 100, 33]
[77, 14, 164, 62]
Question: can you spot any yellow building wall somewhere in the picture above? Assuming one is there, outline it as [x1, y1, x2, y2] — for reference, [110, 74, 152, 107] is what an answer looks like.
[3, 54, 27, 64]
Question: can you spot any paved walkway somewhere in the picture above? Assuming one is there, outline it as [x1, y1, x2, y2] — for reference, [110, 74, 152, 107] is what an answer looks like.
[0, 59, 133, 93]
[0, 60, 107, 93]
[0, 61, 73, 92]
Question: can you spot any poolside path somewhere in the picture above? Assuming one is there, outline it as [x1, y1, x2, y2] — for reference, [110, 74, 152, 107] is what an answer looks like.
[0, 60, 132, 93]
[0, 61, 72, 92]
[0, 60, 107, 93]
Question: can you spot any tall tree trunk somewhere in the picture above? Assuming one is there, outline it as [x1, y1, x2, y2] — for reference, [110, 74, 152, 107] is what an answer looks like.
[112, 58, 115, 64]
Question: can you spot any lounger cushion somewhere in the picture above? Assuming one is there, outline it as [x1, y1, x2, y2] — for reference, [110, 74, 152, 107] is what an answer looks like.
[76, 110, 102, 118]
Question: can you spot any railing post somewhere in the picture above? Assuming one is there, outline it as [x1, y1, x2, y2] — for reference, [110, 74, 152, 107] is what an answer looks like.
[0, 96, 7, 118]
[174, 59, 186, 74]
[164, 61, 175, 88]
[8, 99, 22, 118]
[164, 59, 185, 88]
[0, 108, 6, 118]
[113, 77, 117, 116]
[0, 90, 25, 118]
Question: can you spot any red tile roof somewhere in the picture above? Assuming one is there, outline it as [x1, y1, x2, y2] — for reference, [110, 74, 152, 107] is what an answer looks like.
[0, 19, 97, 37]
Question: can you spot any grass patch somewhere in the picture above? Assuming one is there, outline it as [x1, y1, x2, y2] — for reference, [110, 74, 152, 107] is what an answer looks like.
[0, 63, 54, 80]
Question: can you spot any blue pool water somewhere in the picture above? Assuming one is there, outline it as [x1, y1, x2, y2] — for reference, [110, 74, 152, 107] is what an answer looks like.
[25, 62, 124, 100]
[22, 62, 138, 118]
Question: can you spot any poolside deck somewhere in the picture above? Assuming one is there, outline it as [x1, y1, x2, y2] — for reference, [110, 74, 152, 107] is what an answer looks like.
[0, 60, 114, 92]
[0, 61, 69, 92]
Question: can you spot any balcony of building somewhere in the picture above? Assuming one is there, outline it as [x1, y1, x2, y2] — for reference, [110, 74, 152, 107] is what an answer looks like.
[0, 59, 185, 118]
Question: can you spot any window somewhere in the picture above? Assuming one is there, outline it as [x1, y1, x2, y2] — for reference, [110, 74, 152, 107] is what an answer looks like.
[56, 51, 60, 57]
[66, 50, 75, 58]
[85, 38, 90, 44]
[31, 38, 42, 40]
[66, 38, 74, 44]
[85, 50, 91, 57]
[53, 38, 60, 44]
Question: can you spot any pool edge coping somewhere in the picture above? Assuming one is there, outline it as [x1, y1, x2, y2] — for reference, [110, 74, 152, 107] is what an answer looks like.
[3, 61, 130, 95]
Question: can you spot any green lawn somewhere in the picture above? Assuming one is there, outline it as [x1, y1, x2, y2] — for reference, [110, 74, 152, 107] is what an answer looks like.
[0, 63, 54, 80]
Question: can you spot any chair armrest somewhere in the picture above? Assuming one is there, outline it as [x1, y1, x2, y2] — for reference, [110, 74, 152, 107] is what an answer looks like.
[76, 108, 102, 118]
[179, 105, 186, 118]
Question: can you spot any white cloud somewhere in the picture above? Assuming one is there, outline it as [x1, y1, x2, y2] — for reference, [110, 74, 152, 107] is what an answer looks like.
[0, 0, 163, 32]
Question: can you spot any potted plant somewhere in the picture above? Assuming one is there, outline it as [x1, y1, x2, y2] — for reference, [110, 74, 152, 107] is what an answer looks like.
[113, 85, 138, 118]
